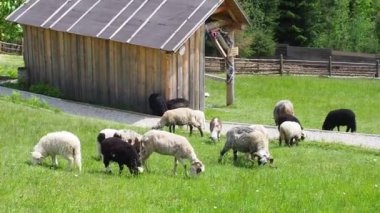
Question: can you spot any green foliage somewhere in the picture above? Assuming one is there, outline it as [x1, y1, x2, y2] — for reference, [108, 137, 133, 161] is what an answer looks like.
[205, 75, 380, 134]
[0, 91, 59, 112]
[29, 83, 61, 98]
[0, 0, 24, 43]
[0, 54, 23, 78]
[0, 98, 379, 211]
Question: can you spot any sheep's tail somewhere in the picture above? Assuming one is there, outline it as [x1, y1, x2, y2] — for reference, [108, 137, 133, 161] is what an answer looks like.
[73, 146, 82, 172]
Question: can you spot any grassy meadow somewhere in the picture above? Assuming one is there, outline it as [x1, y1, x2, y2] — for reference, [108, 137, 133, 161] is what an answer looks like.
[205, 75, 380, 134]
[0, 94, 379, 212]
[0, 54, 23, 78]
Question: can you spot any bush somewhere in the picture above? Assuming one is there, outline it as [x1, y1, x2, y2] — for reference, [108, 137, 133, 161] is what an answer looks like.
[29, 83, 61, 98]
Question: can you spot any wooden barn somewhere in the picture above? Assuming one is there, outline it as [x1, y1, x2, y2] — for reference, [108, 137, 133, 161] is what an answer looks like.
[7, 0, 249, 113]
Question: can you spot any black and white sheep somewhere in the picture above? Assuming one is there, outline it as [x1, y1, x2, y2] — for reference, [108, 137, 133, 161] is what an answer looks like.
[322, 109, 356, 132]
[277, 114, 303, 130]
[140, 130, 205, 176]
[273, 100, 295, 126]
[96, 128, 118, 160]
[148, 93, 168, 116]
[100, 137, 143, 175]
[219, 126, 273, 166]
[153, 107, 205, 137]
[166, 98, 190, 110]
[209, 117, 222, 142]
[279, 121, 305, 147]
[31, 131, 82, 172]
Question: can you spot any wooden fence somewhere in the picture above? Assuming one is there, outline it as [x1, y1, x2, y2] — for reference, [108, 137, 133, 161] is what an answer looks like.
[205, 56, 380, 78]
[0, 41, 22, 55]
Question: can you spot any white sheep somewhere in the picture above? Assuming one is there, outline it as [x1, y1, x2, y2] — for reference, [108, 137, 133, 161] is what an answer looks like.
[210, 117, 222, 142]
[273, 100, 295, 125]
[279, 121, 305, 147]
[96, 128, 118, 160]
[219, 126, 273, 166]
[140, 130, 205, 176]
[153, 107, 205, 137]
[31, 131, 82, 172]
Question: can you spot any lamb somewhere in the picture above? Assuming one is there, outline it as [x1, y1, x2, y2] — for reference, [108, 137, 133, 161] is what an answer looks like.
[140, 130, 205, 176]
[279, 121, 305, 147]
[96, 128, 118, 160]
[322, 109, 356, 132]
[100, 137, 143, 175]
[153, 107, 205, 137]
[209, 117, 222, 142]
[219, 126, 273, 166]
[273, 100, 295, 125]
[166, 98, 190, 110]
[148, 93, 168, 116]
[31, 131, 82, 172]
[277, 114, 303, 130]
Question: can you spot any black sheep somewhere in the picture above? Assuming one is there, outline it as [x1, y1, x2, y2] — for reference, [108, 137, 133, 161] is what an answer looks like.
[166, 98, 190, 110]
[277, 114, 303, 130]
[100, 137, 142, 175]
[322, 109, 356, 132]
[148, 93, 167, 116]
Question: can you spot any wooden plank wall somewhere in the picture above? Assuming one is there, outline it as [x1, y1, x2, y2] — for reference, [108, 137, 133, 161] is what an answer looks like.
[22, 25, 205, 113]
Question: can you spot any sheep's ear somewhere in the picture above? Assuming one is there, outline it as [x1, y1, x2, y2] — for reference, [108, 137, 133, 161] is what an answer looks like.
[113, 133, 121, 138]
[127, 139, 133, 144]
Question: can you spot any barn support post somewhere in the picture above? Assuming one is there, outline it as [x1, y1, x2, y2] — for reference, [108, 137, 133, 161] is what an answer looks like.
[279, 54, 283, 75]
[226, 30, 235, 106]
[376, 60, 379, 78]
[328, 56, 332, 76]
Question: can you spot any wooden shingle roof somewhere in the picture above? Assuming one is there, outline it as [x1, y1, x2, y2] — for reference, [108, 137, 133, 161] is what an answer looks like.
[7, 0, 232, 52]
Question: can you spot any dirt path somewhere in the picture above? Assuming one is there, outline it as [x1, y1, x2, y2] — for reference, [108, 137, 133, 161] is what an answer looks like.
[1, 86, 379, 149]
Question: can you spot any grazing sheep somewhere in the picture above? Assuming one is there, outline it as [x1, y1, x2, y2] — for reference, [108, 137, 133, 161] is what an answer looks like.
[153, 108, 204, 137]
[273, 100, 295, 125]
[277, 114, 303, 130]
[166, 98, 190, 110]
[210, 117, 222, 142]
[219, 126, 273, 166]
[148, 93, 168, 116]
[279, 121, 305, 147]
[322, 109, 356, 132]
[100, 137, 143, 175]
[140, 130, 205, 176]
[248, 124, 269, 139]
[31, 131, 82, 172]
[96, 128, 118, 160]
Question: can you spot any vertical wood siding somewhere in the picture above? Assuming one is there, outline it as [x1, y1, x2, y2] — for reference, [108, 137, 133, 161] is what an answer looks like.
[22, 26, 205, 113]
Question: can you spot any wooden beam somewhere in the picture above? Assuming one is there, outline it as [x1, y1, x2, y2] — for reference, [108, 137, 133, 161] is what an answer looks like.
[213, 6, 227, 15]
[226, 31, 235, 106]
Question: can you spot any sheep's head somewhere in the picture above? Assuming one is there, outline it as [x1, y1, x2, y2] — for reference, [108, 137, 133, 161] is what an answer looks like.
[254, 150, 273, 166]
[31, 151, 44, 165]
[301, 131, 306, 140]
[190, 161, 205, 175]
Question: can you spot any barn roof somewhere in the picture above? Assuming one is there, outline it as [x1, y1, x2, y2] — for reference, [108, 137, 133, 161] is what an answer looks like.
[7, 0, 249, 52]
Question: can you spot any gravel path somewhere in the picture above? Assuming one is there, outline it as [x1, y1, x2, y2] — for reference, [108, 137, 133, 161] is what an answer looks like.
[1, 86, 379, 149]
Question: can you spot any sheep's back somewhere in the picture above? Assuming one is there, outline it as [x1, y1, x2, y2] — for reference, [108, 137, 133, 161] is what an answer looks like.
[37, 131, 81, 156]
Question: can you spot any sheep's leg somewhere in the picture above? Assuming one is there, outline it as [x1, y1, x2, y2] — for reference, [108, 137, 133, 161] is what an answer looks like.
[278, 136, 282, 146]
[346, 126, 349, 132]
[67, 156, 74, 170]
[51, 155, 58, 167]
[218, 146, 230, 163]
[189, 125, 193, 136]
[233, 150, 238, 161]
[141, 152, 152, 172]
[197, 126, 204, 137]
[173, 158, 178, 175]
[103, 157, 111, 173]
[337, 126, 340, 131]
[172, 125, 176, 133]
[118, 163, 124, 175]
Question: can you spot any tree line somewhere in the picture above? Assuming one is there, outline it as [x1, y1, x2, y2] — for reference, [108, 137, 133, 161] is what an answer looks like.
[1, 0, 379, 57]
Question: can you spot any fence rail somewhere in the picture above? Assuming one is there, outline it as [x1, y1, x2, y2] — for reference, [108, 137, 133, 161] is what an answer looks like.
[205, 56, 380, 78]
[0, 41, 22, 55]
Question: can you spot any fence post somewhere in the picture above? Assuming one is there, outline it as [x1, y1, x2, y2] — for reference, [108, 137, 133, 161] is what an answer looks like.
[328, 56, 332, 76]
[279, 54, 283, 75]
[376, 60, 379, 78]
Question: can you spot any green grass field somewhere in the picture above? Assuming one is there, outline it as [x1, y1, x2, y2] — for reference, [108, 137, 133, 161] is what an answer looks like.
[0, 95, 379, 212]
[205, 75, 380, 134]
[0, 54, 24, 78]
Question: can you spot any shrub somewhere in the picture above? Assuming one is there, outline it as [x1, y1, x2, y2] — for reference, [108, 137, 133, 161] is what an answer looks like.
[29, 83, 61, 98]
